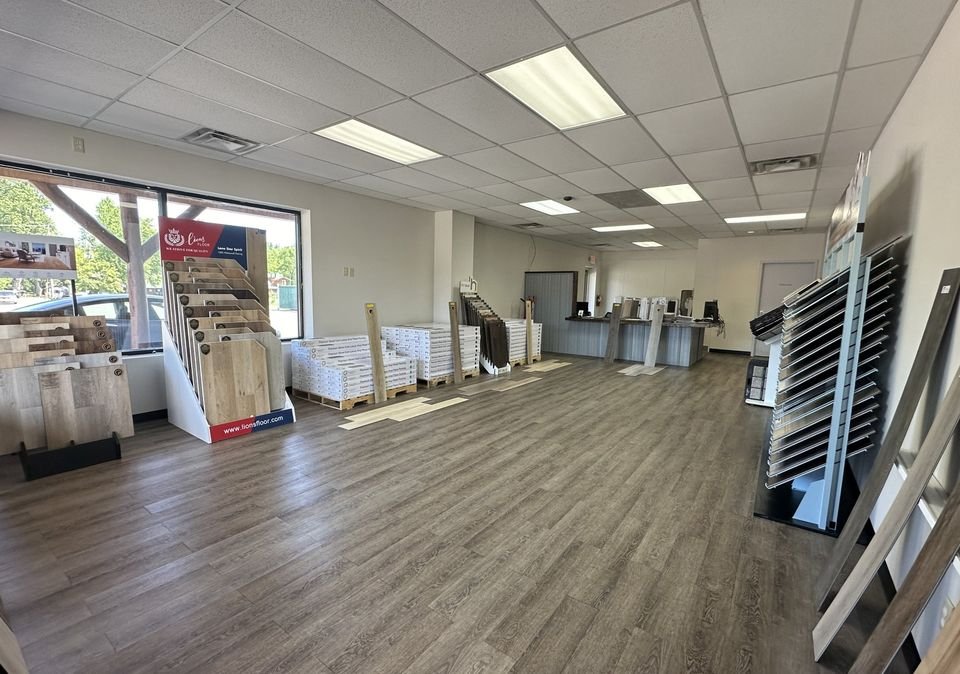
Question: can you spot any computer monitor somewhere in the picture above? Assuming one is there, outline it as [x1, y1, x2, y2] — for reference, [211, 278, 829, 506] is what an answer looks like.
[575, 301, 590, 316]
[704, 300, 720, 322]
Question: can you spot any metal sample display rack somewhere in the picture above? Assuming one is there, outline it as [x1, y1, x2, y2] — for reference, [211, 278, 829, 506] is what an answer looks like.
[760, 240, 898, 531]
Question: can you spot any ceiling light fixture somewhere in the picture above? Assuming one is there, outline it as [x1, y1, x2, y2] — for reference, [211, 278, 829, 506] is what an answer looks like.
[642, 184, 702, 205]
[633, 241, 663, 248]
[312, 119, 440, 164]
[521, 199, 580, 215]
[591, 224, 653, 232]
[724, 212, 806, 223]
[486, 46, 625, 130]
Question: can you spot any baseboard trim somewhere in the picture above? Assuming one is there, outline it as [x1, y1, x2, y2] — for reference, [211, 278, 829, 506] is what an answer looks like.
[707, 348, 751, 356]
[133, 409, 168, 423]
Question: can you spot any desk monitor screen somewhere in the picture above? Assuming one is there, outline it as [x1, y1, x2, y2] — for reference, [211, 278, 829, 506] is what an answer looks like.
[704, 300, 719, 321]
[575, 301, 590, 316]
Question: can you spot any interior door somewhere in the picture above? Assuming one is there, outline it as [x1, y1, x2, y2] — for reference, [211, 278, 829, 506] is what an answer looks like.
[524, 271, 577, 354]
[755, 261, 818, 356]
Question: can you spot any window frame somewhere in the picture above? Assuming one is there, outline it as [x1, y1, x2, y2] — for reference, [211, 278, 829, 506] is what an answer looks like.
[0, 159, 305, 354]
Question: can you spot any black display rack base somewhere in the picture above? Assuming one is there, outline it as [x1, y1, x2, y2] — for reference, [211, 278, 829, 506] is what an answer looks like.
[19, 432, 121, 481]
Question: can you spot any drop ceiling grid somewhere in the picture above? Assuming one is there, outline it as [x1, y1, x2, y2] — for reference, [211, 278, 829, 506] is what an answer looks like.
[0, 0, 954, 246]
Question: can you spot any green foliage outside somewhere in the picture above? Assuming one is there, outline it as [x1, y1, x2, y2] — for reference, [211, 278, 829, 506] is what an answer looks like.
[75, 198, 161, 295]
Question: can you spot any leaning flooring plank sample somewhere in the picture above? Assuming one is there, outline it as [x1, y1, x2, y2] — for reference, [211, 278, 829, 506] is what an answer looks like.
[0, 348, 76, 369]
[38, 365, 134, 448]
[0, 362, 80, 452]
[817, 267, 960, 610]
[604, 302, 622, 363]
[198, 340, 270, 425]
[220, 332, 285, 411]
[849, 477, 960, 673]
[917, 600, 960, 673]
[812, 367, 960, 660]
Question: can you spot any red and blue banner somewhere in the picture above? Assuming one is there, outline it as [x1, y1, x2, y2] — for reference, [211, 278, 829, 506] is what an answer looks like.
[159, 216, 248, 269]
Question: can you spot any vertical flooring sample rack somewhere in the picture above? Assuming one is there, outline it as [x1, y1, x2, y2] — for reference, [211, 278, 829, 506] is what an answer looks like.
[762, 242, 898, 531]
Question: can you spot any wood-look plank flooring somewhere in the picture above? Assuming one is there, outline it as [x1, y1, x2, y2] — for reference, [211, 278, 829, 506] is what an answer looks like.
[0, 354, 907, 673]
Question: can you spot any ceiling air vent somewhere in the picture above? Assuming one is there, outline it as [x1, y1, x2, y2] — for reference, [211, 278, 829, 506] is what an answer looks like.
[592, 243, 613, 248]
[513, 223, 545, 229]
[181, 128, 263, 155]
[594, 189, 658, 209]
[750, 154, 819, 176]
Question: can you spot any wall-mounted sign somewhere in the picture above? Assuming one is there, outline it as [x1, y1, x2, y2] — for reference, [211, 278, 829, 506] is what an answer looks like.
[826, 151, 871, 260]
[159, 216, 249, 269]
[0, 231, 77, 279]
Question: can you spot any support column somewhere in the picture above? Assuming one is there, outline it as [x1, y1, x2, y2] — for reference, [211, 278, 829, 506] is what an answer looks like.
[433, 211, 474, 324]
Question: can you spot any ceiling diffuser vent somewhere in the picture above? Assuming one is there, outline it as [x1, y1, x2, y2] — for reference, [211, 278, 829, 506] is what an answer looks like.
[594, 189, 658, 209]
[181, 128, 263, 155]
[513, 223, 545, 229]
[592, 243, 613, 248]
[750, 154, 819, 175]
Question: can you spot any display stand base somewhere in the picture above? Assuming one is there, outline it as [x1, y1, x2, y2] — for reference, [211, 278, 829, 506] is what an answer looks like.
[19, 432, 121, 481]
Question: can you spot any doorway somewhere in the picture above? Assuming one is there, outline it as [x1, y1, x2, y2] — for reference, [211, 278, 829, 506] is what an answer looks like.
[755, 261, 818, 356]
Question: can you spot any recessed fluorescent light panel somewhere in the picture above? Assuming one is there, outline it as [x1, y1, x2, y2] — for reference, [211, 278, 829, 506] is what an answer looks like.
[642, 184, 702, 205]
[312, 119, 440, 164]
[724, 212, 806, 223]
[486, 47, 625, 130]
[521, 199, 580, 215]
[633, 241, 663, 248]
[591, 224, 653, 232]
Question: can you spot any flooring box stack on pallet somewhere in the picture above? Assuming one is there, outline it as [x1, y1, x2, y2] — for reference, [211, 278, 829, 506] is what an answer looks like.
[0, 312, 134, 478]
[292, 336, 417, 410]
[381, 323, 481, 386]
[503, 318, 542, 366]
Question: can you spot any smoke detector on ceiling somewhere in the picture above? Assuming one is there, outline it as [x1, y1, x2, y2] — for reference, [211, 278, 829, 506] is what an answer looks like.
[750, 154, 819, 175]
[181, 128, 263, 155]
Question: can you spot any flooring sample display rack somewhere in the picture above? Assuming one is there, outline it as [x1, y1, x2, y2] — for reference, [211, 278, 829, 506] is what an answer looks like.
[460, 289, 511, 375]
[760, 240, 899, 531]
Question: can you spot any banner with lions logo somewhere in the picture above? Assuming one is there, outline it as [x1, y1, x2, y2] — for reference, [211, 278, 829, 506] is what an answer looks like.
[158, 217, 249, 270]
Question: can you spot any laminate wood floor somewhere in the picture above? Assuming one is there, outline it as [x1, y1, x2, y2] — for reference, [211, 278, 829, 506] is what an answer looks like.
[0, 354, 907, 673]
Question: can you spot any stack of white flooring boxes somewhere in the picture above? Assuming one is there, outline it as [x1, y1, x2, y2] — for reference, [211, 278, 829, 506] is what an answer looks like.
[381, 324, 480, 380]
[503, 319, 542, 365]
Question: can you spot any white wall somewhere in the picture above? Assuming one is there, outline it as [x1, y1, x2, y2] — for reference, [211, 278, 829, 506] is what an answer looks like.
[598, 249, 697, 314]
[694, 234, 826, 351]
[851, 2, 960, 657]
[473, 223, 592, 318]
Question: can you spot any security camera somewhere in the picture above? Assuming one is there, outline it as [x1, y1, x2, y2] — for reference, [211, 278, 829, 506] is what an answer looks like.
[562, 196, 573, 201]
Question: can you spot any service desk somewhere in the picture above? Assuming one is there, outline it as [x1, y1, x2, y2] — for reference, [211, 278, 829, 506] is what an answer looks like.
[560, 316, 711, 367]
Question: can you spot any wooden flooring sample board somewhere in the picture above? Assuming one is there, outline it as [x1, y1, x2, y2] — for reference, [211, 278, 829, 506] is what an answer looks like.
[604, 302, 622, 363]
[0, 349, 76, 369]
[38, 366, 134, 448]
[0, 321, 69, 338]
[645, 304, 665, 367]
[813, 367, 960, 660]
[0, 361, 80, 452]
[220, 332, 285, 411]
[0, 336, 74, 354]
[816, 267, 960, 610]
[19, 315, 107, 329]
[198, 340, 270, 425]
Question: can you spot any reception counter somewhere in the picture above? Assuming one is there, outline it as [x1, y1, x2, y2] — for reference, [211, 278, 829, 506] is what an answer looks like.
[559, 316, 712, 367]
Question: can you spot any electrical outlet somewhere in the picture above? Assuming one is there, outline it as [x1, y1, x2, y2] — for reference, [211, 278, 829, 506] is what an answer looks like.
[349, 267, 355, 278]
[342, 266, 349, 277]
[941, 598, 956, 629]
[72, 136, 85, 153]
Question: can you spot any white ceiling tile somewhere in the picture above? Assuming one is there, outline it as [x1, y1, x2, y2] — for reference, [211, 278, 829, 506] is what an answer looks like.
[445, 189, 511, 208]
[683, 214, 725, 226]
[95, 102, 198, 138]
[476, 183, 544, 203]
[710, 196, 760, 213]
[673, 147, 748, 181]
[121, 80, 299, 144]
[743, 135, 824, 162]
[151, 51, 344, 132]
[492, 204, 540, 218]
[71, 0, 227, 43]
[414, 158, 501, 187]
[565, 117, 663, 165]
[623, 205, 672, 219]
[638, 98, 738, 155]
[240, 0, 471, 94]
[279, 133, 401, 172]
[665, 201, 715, 216]
[702, 230, 735, 238]
[575, 4, 721, 113]
[378, 0, 562, 70]
[758, 191, 813, 210]
[817, 165, 857, 190]
[0, 67, 109, 117]
[374, 167, 464, 193]
[505, 134, 603, 174]
[558, 195, 611, 211]
[612, 158, 685, 187]
[832, 57, 920, 131]
[556, 213, 603, 225]
[242, 145, 361, 180]
[701, 0, 854, 93]
[645, 215, 686, 228]
[414, 76, 553, 144]
[0, 94, 87, 126]
[591, 209, 634, 222]
[536, 0, 676, 38]
[729, 75, 837, 144]
[812, 190, 841, 208]
[0, 31, 139, 98]
[360, 99, 492, 156]
[821, 126, 881, 168]
[410, 194, 479, 210]
[847, 0, 955, 67]
[515, 175, 588, 199]
[0, 0, 175, 73]
[84, 120, 236, 160]
[560, 168, 634, 194]
[455, 147, 551, 181]
[752, 169, 817, 195]
[694, 177, 755, 200]
[327, 181, 395, 200]
[230, 156, 336, 185]
[189, 13, 401, 115]
[342, 174, 428, 198]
